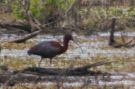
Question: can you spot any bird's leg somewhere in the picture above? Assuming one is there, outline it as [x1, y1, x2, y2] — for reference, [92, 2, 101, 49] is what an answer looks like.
[50, 58, 54, 67]
[38, 57, 43, 67]
[50, 58, 52, 64]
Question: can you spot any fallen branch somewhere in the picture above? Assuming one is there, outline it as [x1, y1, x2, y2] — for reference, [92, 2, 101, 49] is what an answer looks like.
[0, 20, 32, 33]
[0, 61, 114, 86]
[19, 61, 114, 76]
[8, 30, 41, 43]
[112, 39, 133, 48]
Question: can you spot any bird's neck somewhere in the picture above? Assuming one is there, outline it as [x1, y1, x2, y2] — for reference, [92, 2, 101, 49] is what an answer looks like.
[61, 39, 70, 53]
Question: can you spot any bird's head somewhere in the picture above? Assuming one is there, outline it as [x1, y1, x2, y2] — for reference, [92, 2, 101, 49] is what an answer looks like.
[64, 34, 73, 41]
[64, 33, 83, 53]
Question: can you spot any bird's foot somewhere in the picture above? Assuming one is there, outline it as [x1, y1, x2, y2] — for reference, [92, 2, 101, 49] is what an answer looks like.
[51, 64, 55, 67]
[37, 64, 41, 68]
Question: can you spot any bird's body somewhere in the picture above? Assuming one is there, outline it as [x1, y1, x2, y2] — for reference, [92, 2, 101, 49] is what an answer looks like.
[28, 34, 73, 67]
[28, 41, 64, 58]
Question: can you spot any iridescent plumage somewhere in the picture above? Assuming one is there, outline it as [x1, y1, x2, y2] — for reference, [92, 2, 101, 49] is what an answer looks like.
[28, 34, 73, 67]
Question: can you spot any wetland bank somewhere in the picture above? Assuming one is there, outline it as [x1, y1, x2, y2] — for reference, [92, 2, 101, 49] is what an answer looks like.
[0, 0, 135, 89]
[0, 32, 135, 89]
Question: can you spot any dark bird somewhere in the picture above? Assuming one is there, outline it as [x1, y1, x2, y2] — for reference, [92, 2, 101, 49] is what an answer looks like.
[28, 34, 82, 67]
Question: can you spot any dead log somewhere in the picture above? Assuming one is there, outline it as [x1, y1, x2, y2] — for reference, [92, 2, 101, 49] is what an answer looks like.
[19, 61, 114, 76]
[8, 30, 41, 43]
[0, 61, 114, 86]
[0, 20, 32, 33]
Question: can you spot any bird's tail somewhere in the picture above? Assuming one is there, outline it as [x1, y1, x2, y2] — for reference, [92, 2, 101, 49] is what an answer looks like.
[27, 49, 32, 55]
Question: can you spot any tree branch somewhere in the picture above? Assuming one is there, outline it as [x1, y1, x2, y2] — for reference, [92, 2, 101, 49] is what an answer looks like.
[9, 30, 41, 43]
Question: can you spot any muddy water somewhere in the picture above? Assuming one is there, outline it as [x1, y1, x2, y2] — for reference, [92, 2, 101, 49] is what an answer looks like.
[1, 33, 135, 58]
[0, 32, 135, 86]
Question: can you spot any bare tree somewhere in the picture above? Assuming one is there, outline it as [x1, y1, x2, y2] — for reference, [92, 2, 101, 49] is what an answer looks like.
[109, 17, 116, 46]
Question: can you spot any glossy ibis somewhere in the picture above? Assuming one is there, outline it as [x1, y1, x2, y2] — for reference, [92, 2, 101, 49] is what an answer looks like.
[28, 34, 82, 67]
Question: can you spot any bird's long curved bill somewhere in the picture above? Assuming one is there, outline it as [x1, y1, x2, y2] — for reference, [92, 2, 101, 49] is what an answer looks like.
[73, 38, 83, 53]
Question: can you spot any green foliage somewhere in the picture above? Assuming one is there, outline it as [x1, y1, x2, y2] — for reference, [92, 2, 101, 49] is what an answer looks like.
[12, 0, 25, 19]
[12, 0, 75, 19]
[30, 0, 43, 18]
[76, 7, 135, 31]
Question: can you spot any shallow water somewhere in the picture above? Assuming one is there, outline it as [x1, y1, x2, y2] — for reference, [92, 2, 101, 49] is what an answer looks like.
[98, 32, 135, 37]
[0, 32, 135, 86]
[0, 33, 135, 59]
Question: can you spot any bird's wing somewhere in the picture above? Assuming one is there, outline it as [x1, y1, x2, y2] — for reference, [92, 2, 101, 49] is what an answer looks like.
[43, 41, 62, 53]
[28, 41, 62, 57]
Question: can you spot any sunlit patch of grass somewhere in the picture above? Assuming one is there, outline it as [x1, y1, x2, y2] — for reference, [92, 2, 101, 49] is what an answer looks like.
[7, 83, 55, 89]
[91, 55, 135, 72]
[100, 45, 131, 50]
[0, 13, 16, 22]
[0, 57, 37, 70]
[40, 57, 93, 68]
[1, 41, 35, 49]
[1, 53, 135, 72]
[61, 58, 91, 67]
[80, 38, 97, 43]
[96, 37, 108, 42]
[99, 45, 112, 50]
[42, 55, 131, 72]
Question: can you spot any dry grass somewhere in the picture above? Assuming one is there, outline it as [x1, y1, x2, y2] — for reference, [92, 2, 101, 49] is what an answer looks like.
[1, 41, 35, 49]
[1, 54, 135, 73]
